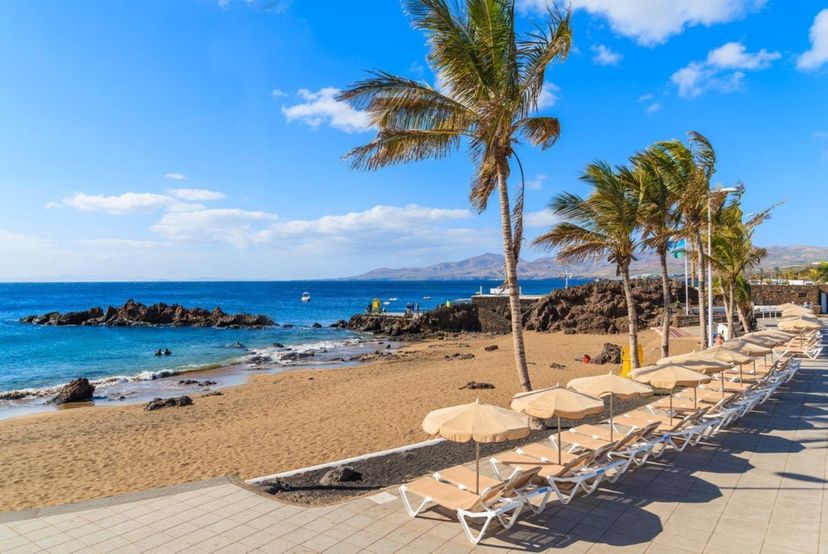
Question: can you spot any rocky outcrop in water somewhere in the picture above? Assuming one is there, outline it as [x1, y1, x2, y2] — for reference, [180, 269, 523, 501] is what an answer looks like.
[343, 304, 481, 337]
[49, 378, 95, 405]
[523, 280, 696, 335]
[20, 299, 273, 328]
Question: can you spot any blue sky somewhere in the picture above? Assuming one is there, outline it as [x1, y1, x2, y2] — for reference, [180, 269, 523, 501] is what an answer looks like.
[0, 0, 826, 280]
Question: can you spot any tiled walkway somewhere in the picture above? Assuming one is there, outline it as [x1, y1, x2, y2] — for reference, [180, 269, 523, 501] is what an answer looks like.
[1, 359, 826, 553]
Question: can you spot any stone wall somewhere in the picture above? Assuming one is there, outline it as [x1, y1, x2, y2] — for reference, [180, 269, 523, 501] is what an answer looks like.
[750, 284, 825, 312]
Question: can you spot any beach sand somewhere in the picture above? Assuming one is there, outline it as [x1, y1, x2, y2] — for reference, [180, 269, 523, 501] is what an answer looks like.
[0, 330, 700, 512]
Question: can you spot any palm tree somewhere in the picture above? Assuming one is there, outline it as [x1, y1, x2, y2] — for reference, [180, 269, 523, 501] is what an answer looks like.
[652, 132, 717, 347]
[733, 275, 753, 332]
[338, 0, 572, 392]
[708, 200, 773, 338]
[813, 262, 828, 283]
[627, 150, 680, 359]
[533, 162, 644, 369]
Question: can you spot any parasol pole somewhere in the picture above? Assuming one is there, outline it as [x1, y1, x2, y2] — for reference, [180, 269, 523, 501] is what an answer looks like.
[557, 416, 562, 465]
[609, 395, 614, 442]
[475, 442, 480, 495]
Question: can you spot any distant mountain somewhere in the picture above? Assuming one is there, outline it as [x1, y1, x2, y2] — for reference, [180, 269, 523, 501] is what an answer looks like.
[348, 245, 828, 281]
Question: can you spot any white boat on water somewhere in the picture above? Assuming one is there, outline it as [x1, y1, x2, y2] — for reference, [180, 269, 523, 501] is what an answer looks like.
[301, 292, 311, 303]
[388, 297, 398, 301]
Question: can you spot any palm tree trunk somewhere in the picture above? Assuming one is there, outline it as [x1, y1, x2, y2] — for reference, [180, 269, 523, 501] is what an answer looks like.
[737, 305, 750, 334]
[694, 229, 707, 348]
[658, 247, 671, 359]
[496, 167, 532, 392]
[727, 282, 735, 338]
[620, 262, 640, 370]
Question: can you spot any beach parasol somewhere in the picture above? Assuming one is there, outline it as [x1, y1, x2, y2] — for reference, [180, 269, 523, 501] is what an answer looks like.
[739, 334, 784, 347]
[782, 306, 815, 318]
[630, 363, 711, 414]
[778, 316, 823, 331]
[722, 339, 772, 383]
[567, 372, 652, 441]
[664, 349, 746, 398]
[778, 316, 824, 350]
[422, 399, 529, 494]
[511, 385, 604, 464]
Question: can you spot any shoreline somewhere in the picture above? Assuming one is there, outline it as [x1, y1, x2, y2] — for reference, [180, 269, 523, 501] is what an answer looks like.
[0, 331, 394, 421]
[0, 329, 702, 512]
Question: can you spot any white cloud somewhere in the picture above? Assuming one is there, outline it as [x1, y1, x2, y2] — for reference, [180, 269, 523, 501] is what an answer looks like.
[797, 9, 828, 71]
[706, 41, 780, 69]
[149, 203, 478, 255]
[271, 88, 288, 97]
[814, 130, 828, 139]
[281, 87, 372, 133]
[526, 174, 547, 190]
[537, 82, 560, 109]
[409, 61, 426, 76]
[518, 0, 766, 46]
[525, 209, 559, 228]
[60, 192, 176, 215]
[591, 44, 622, 65]
[53, 190, 218, 215]
[671, 42, 778, 98]
[164, 172, 188, 181]
[152, 208, 279, 245]
[646, 102, 663, 114]
[167, 188, 226, 201]
[638, 93, 655, 102]
[77, 239, 170, 250]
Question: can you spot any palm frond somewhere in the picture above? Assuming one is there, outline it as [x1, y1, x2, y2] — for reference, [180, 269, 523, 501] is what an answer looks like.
[343, 128, 462, 170]
[515, 116, 560, 149]
[515, 6, 571, 116]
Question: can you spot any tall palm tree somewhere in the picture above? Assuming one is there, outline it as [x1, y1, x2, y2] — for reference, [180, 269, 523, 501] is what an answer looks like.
[653, 132, 717, 347]
[534, 162, 644, 369]
[338, 0, 572, 392]
[708, 199, 773, 338]
[733, 275, 753, 331]
[626, 151, 680, 359]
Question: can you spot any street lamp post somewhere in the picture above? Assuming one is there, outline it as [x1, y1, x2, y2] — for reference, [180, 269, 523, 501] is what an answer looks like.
[706, 184, 745, 347]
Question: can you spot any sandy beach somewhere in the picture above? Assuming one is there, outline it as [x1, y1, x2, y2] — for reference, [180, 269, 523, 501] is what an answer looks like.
[0, 329, 700, 512]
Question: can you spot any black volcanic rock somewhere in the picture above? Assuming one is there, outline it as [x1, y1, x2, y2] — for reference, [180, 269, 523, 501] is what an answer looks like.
[49, 378, 95, 405]
[523, 280, 696, 335]
[21, 299, 274, 328]
[345, 304, 481, 337]
[144, 395, 193, 411]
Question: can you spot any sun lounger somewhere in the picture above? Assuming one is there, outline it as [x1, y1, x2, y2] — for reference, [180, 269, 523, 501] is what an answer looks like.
[554, 423, 660, 474]
[490, 446, 619, 505]
[434, 465, 552, 514]
[399, 467, 542, 544]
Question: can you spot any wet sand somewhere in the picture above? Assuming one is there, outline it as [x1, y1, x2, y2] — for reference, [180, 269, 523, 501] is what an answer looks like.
[0, 329, 699, 512]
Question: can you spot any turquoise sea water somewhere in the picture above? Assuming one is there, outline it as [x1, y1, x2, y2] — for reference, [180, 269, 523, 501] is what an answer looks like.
[0, 279, 581, 413]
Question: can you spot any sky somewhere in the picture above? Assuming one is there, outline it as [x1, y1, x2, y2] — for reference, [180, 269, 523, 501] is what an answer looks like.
[0, 0, 826, 281]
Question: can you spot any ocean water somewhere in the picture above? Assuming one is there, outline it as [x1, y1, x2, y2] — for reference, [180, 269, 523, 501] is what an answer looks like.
[0, 279, 579, 414]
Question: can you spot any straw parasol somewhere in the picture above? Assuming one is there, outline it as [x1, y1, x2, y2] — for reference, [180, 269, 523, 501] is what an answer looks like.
[511, 386, 604, 464]
[630, 363, 711, 414]
[567, 372, 652, 441]
[422, 399, 529, 493]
